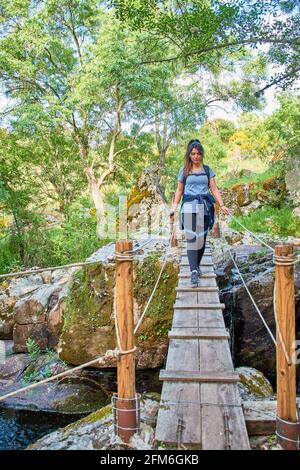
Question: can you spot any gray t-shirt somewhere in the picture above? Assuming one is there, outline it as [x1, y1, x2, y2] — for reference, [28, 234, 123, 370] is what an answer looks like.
[177, 165, 216, 196]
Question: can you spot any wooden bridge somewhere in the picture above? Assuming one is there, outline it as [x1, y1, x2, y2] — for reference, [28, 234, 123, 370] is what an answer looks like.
[155, 236, 250, 450]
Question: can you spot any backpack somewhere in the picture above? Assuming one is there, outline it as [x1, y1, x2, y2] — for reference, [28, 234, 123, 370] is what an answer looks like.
[181, 164, 216, 230]
[182, 164, 211, 191]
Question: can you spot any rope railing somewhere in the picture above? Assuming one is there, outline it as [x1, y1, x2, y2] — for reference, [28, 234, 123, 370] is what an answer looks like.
[0, 259, 104, 280]
[0, 350, 120, 403]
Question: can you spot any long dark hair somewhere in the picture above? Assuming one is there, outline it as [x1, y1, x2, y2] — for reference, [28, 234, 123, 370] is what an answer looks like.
[183, 139, 205, 177]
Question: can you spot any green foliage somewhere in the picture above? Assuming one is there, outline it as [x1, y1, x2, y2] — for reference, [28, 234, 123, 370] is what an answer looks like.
[25, 338, 41, 360]
[221, 161, 284, 188]
[199, 120, 231, 161]
[0, 1, 299, 268]
[230, 206, 300, 237]
[22, 363, 54, 385]
[112, 1, 300, 91]
[0, 200, 113, 274]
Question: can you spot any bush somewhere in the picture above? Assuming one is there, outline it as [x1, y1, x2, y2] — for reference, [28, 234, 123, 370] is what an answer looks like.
[230, 206, 300, 237]
[0, 204, 113, 275]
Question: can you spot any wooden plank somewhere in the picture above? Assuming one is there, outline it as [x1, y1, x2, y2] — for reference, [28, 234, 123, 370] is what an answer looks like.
[181, 253, 211, 258]
[179, 248, 212, 253]
[176, 290, 220, 304]
[156, 246, 250, 449]
[159, 370, 240, 383]
[242, 399, 300, 436]
[178, 277, 217, 288]
[179, 265, 215, 273]
[199, 339, 233, 373]
[175, 283, 198, 307]
[176, 287, 218, 292]
[242, 400, 276, 436]
[172, 309, 199, 328]
[198, 334, 250, 449]
[168, 329, 229, 340]
[165, 339, 199, 370]
[181, 253, 212, 258]
[155, 382, 201, 444]
[180, 241, 211, 246]
[172, 309, 225, 329]
[181, 262, 214, 267]
[201, 383, 250, 450]
[173, 303, 225, 310]
[178, 273, 216, 278]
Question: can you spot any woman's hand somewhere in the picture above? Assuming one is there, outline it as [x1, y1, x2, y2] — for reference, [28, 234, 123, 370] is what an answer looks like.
[220, 205, 230, 215]
[169, 210, 175, 219]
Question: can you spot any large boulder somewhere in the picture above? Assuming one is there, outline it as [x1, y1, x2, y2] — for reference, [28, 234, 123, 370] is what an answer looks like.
[236, 366, 274, 400]
[58, 251, 179, 369]
[8, 274, 44, 298]
[0, 269, 76, 345]
[0, 353, 109, 414]
[221, 175, 288, 214]
[127, 164, 168, 232]
[12, 269, 78, 353]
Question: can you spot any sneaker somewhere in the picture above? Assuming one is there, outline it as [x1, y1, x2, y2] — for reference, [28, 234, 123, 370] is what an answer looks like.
[190, 269, 198, 288]
[197, 266, 202, 278]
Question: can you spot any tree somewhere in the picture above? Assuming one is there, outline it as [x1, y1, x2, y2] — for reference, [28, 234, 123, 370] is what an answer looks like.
[0, 1, 171, 236]
[112, 1, 300, 93]
[0, 128, 42, 265]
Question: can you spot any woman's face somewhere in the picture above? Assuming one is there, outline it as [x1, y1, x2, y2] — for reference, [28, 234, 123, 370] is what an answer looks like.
[189, 147, 203, 163]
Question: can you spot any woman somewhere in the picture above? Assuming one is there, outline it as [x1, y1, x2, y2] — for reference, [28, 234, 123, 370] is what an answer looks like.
[169, 139, 230, 287]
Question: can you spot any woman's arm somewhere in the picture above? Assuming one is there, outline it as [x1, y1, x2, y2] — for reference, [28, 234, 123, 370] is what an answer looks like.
[170, 181, 184, 214]
[209, 177, 230, 215]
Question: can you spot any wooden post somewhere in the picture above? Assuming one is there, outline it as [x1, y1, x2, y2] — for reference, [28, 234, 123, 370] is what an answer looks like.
[115, 239, 136, 442]
[275, 244, 299, 450]
[213, 203, 220, 238]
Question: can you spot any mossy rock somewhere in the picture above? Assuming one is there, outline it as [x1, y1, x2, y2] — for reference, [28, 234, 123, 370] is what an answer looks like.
[133, 257, 179, 342]
[127, 185, 152, 209]
[262, 177, 279, 191]
[58, 255, 179, 367]
[237, 367, 274, 398]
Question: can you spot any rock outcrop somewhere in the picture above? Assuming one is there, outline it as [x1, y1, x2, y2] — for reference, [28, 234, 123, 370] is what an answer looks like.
[0, 353, 109, 413]
[221, 175, 288, 216]
[27, 393, 161, 450]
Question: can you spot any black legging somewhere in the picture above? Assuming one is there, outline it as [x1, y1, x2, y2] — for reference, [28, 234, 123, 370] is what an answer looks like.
[181, 212, 210, 271]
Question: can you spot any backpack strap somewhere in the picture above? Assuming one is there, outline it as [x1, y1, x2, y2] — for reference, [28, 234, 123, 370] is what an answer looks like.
[182, 165, 211, 192]
[203, 164, 210, 188]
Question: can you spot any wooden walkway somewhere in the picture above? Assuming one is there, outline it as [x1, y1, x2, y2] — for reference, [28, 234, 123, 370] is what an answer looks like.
[155, 238, 250, 450]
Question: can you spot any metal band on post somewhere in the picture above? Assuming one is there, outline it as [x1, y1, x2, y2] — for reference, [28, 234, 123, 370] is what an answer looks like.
[112, 394, 141, 436]
[276, 415, 300, 450]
